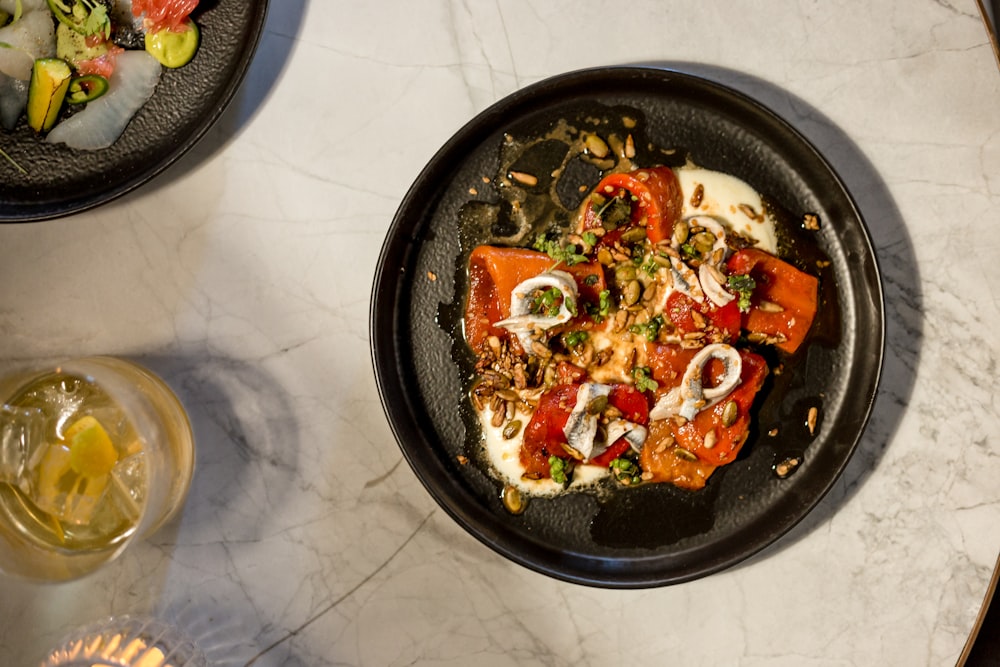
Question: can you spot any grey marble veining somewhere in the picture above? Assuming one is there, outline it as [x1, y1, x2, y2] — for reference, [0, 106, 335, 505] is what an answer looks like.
[1, 1, 999, 665]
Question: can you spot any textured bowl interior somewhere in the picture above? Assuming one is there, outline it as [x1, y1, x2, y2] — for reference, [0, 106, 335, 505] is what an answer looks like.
[371, 67, 884, 588]
[0, 0, 269, 222]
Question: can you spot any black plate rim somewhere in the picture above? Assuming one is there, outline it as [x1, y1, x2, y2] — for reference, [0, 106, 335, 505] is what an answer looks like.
[0, 0, 270, 223]
[371, 65, 885, 588]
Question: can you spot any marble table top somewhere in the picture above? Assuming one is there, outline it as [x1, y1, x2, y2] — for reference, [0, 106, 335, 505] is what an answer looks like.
[2, 1, 999, 665]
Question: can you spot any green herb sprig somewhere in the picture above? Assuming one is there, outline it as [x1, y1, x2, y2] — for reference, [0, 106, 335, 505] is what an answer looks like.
[548, 456, 571, 486]
[728, 274, 756, 312]
[631, 366, 658, 393]
[609, 457, 643, 486]
[533, 236, 588, 266]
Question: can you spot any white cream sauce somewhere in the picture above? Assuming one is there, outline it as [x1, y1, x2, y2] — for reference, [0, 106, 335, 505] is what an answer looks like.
[478, 405, 610, 496]
[675, 166, 778, 253]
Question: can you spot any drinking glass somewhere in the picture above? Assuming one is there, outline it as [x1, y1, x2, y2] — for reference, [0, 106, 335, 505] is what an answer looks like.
[40, 615, 207, 667]
[0, 356, 194, 581]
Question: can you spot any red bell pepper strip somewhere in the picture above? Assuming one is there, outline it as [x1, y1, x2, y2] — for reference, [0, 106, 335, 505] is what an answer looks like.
[639, 419, 717, 490]
[670, 349, 769, 466]
[580, 166, 683, 244]
[664, 291, 741, 344]
[464, 246, 606, 353]
[521, 383, 649, 479]
[726, 249, 819, 355]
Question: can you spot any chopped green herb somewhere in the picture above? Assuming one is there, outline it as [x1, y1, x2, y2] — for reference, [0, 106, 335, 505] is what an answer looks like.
[583, 274, 599, 286]
[563, 330, 588, 348]
[629, 315, 664, 342]
[609, 457, 643, 486]
[585, 289, 612, 323]
[81, 0, 111, 39]
[728, 274, 756, 312]
[532, 236, 589, 266]
[582, 231, 597, 247]
[549, 456, 570, 486]
[631, 366, 659, 393]
[597, 289, 611, 319]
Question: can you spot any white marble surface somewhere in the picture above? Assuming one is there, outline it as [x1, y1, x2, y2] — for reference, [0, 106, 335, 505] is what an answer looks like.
[1, 0, 999, 664]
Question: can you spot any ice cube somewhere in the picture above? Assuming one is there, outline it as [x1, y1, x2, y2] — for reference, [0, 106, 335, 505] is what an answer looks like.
[33, 442, 111, 526]
[107, 450, 146, 523]
[0, 404, 45, 488]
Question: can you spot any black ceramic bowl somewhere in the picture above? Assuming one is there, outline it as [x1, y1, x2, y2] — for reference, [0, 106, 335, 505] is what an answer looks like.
[371, 66, 884, 588]
[0, 0, 268, 222]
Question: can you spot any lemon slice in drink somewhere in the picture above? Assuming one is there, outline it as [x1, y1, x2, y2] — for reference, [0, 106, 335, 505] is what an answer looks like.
[66, 416, 118, 478]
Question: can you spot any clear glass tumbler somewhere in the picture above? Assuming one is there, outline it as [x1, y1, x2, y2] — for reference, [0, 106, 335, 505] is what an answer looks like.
[40, 615, 207, 667]
[0, 356, 194, 581]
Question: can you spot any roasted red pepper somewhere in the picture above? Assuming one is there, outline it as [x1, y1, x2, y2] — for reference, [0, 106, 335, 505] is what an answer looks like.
[643, 345, 768, 467]
[664, 291, 741, 343]
[464, 246, 606, 353]
[670, 350, 769, 466]
[579, 166, 683, 244]
[520, 383, 649, 479]
[726, 249, 819, 354]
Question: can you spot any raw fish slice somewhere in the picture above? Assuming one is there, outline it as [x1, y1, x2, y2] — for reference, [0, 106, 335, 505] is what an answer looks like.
[0, 70, 28, 129]
[47, 50, 161, 150]
[0, 9, 56, 80]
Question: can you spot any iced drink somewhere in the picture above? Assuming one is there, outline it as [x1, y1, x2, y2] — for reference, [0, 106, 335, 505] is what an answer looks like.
[0, 357, 193, 581]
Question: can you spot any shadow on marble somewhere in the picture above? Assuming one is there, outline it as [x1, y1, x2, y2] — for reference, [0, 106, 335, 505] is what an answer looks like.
[631, 61, 922, 563]
[132, 352, 305, 544]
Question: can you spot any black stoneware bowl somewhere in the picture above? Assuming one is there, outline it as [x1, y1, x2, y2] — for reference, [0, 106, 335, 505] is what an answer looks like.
[371, 66, 884, 588]
[0, 0, 269, 222]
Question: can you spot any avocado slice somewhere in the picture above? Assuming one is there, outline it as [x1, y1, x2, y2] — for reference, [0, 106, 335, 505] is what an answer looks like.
[27, 58, 72, 133]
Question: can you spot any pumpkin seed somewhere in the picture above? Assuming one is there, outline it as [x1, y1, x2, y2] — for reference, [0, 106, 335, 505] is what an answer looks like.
[672, 220, 689, 245]
[502, 484, 526, 514]
[615, 264, 637, 283]
[623, 279, 641, 306]
[651, 253, 671, 267]
[621, 226, 647, 244]
[692, 231, 716, 254]
[722, 400, 739, 427]
[674, 447, 698, 461]
[502, 419, 522, 440]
